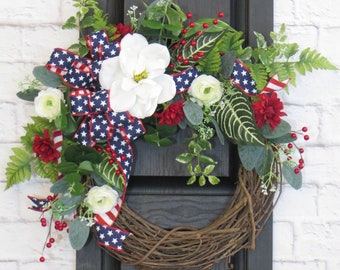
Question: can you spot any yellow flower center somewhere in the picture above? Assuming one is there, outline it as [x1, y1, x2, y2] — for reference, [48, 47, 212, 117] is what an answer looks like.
[133, 70, 148, 83]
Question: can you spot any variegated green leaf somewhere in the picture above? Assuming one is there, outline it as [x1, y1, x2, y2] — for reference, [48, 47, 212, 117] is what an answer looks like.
[216, 90, 265, 146]
[94, 157, 125, 193]
[172, 31, 226, 70]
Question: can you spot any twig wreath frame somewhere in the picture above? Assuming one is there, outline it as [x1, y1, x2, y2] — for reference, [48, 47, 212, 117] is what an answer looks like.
[5, 0, 336, 266]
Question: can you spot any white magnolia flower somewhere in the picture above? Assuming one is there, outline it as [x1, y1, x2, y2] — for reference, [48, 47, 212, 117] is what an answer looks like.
[34, 87, 64, 121]
[84, 185, 119, 214]
[99, 33, 176, 119]
[188, 75, 223, 107]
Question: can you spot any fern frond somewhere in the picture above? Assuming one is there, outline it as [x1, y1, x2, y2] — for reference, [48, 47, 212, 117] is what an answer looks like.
[248, 64, 268, 90]
[5, 148, 32, 189]
[197, 46, 222, 75]
[34, 159, 59, 182]
[296, 48, 338, 75]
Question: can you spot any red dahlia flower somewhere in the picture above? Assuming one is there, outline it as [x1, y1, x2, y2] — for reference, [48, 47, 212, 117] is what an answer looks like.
[32, 129, 60, 163]
[114, 23, 133, 41]
[154, 100, 185, 126]
[252, 92, 287, 131]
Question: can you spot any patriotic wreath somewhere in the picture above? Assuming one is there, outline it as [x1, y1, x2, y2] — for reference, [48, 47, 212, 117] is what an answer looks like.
[5, 0, 336, 266]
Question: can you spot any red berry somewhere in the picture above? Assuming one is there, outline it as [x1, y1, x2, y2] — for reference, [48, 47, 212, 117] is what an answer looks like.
[193, 54, 199, 61]
[287, 143, 293, 149]
[190, 40, 197, 46]
[218, 11, 224, 18]
[169, 63, 175, 69]
[304, 134, 310, 141]
[180, 39, 186, 45]
[197, 51, 204, 57]
[189, 22, 195, 28]
[196, 30, 202, 36]
[116, 170, 121, 175]
[291, 133, 297, 139]
[298, 163, 304, 169]
[39, 256, 45, 262]
[183, 59, 189, 65]
[46, 243, 52, 248]
[182, 28, 188, 34]
[62, 222, 68, 228]
[299, 158, 304, 164]
[108, 158, 114, 164]
[41, 222, 47, 227]
[202, 23, 209, 28]
[49, 238, 55, 243]
[186, 12, 193, 19]
[174, 43, 179, 49]
[294, 168, 300, 174]
[299, 148, 305, 153]
[213, 19, 218, 24]
[177, 55, 183, 61]
[105, 146, 111, 152]
[302, 126, 308, 132]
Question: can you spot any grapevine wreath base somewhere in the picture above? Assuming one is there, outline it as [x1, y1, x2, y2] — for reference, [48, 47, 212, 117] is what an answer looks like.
[95, 165, 281, 270]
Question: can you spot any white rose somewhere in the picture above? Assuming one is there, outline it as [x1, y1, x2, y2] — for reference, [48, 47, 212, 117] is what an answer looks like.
[84, 185, 119, 214]
[34, 87, 64, 121]
[188, 75, 223, 107]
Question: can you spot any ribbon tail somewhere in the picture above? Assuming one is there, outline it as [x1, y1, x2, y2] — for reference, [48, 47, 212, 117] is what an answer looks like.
[263, 73, 290, 93]
[95, 223, 131, 252]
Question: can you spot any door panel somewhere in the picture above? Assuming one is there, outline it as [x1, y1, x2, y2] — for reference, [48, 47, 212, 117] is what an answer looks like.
[76, 0, 273, 269]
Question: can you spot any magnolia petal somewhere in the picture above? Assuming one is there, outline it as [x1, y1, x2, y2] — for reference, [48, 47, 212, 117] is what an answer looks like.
[152, 74, 176, 103]
[119, 48, 140, 78]
[109, 79, 137, 112]
[120, 33, 148, 55]
[99, 57, 123, 90]
[139, 43, 170, 78]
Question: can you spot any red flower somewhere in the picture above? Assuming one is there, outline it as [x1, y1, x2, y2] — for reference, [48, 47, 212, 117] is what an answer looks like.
[113, 23, 133, 41]
[252, 92, 287, 131]
[154, 100, 185, 126]
[32, 129, 60, 163]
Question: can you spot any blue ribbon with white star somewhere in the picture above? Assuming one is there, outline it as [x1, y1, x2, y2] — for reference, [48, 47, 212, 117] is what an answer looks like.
[230, 59, 258, 96]
[46, 30, 120, 90]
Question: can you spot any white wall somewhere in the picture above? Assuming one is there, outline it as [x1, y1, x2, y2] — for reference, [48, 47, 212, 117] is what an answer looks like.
[0, 0, 339, 269]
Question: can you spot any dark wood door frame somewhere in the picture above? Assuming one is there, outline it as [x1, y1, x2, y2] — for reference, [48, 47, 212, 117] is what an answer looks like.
[76, 0, 273, 269]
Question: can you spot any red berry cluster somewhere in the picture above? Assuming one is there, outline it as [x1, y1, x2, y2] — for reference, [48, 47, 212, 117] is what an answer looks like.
[286, 126, 310, 174]
[169, 11, 225, 69]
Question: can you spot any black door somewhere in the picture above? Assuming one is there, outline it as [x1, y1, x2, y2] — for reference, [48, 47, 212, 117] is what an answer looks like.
[76, 1, 273, 269]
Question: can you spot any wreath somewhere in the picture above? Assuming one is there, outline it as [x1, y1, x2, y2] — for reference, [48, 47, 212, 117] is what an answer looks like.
[5, 0, 336, 266]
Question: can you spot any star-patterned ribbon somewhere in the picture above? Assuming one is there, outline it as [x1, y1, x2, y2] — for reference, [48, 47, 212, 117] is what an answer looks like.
[45, 30, 146, 252]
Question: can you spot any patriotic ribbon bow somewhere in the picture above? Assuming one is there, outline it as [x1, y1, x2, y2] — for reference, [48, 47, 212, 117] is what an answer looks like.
[46, 30, 120, 91]
[45, 30, 147, 252]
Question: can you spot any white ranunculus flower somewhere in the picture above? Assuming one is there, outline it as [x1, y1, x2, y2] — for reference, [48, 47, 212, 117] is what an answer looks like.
[99, 33, 176, 119]
[34, 87, 64, 121]
[84, 185, 119, 214]
[188, 75, 223, 107]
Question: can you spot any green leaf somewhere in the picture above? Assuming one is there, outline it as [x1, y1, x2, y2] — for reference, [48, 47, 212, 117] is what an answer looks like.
[32, 66, 63, 87]
[62, 16, 77, 30]
[58, 193, 83, 208]
[79, 161, 95, 174]
[80, 16, 96, 28]
[238, 145, 266, 171]
[203, 164, 216, 174]
[199, 155, 216, 164]
[215, 89, 265, 146]
[194, 164, 201, 174]
[208, 175, 221, 185]
[16, 89, 40, 102]
[282, 161, 302, 189]
[50, 178, 69, 194]
[94, 157, 125, 193]
[55, 102, 68, 130]
[183, 101, 204, 126]
[69, 218, 90, 250]
[64, 145, 103, 164]
[176, 153, 194, 164]
[198, 175, 206, 186]
[57, 161, 78, 174]
[220, 51, 236, 79]
[65, 173, 84, 195]
[186, 175, 196, 185]
[5, 148, 32, 189]
[261, 120, 291, 139]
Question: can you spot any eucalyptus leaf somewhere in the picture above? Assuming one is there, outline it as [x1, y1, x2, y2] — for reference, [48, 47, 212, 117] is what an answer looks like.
[32, 66, 63, 88]
[16, 89, 40, 102]
[57, 162, 78, 174]
[183, 101, 204, 126]
[69, 218, 90, 250]
[58, 193, 83, 208]
[79, 160, 95, 174]
[50, 178, 69, 194]
[282, 161, 302, 189]
[221, 51, 236, 79]
[238, 144, 266, 171]
[261, 120, 291, 139]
